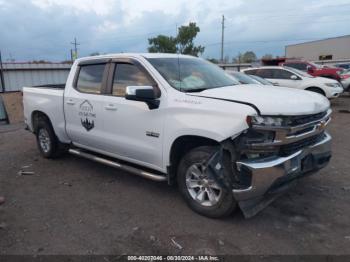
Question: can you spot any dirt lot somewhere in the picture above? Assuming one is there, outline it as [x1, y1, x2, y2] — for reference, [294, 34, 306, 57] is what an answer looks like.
[0, 96, 350, 256]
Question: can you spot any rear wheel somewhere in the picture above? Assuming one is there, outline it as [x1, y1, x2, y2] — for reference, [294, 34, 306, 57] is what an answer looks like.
[35, 119, 68, 158]
[177, 146, 237, 218]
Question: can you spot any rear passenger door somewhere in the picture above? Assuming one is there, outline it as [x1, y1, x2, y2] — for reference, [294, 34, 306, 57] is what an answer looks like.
[64, 60, 110, 150]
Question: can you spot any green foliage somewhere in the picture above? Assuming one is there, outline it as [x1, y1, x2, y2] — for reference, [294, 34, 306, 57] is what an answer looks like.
[148, 35, 177, 53]
[241, 51, 257, 63]
[148, 22, 205, 56]
[176, 22, 205, 56]
[231, 51, 257, 63]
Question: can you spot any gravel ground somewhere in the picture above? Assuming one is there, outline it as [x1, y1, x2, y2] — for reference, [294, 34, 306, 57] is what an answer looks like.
[0, 96, 350, 255]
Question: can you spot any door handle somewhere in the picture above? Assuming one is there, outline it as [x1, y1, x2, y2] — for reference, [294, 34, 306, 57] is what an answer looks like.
[272, 82, 280, 86]
[104, 104, 117, 111]
[66, 99, 76, 105]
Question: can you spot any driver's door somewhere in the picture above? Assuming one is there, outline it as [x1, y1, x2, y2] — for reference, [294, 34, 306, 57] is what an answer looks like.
[101, 60, 165, 170]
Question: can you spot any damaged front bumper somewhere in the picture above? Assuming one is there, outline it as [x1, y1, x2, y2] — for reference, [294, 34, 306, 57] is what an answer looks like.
[233, 131, 332, 218]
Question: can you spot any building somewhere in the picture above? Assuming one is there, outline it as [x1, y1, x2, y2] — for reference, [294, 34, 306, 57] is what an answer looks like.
[0, 62, 71, 92]
[285, 35, 350, 62]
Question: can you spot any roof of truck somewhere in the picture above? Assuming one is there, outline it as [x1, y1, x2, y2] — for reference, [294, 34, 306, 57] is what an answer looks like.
[76, 53, 195, 62]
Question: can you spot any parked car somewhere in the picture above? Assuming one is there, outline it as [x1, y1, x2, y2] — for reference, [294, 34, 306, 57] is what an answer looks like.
[340, 69, 350, 91]
[23, 53, 332, 218]
[226, 71, 262, 85]
[280, 60, 343, 81]
[335, 63, 350, 70]
[243, 66, 343, 98]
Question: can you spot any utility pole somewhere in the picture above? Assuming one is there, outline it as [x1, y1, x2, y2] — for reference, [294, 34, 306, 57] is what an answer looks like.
[220, 15, 225, 63]
[70, 49, 74, 63]
[0, 50, 5, 93]
[70, 37, 80, 61]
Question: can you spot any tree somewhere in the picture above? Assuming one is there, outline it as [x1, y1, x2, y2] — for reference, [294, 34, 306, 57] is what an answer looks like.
[148, 35, 177, 53]
[148, 22, 205, 56]
[241, 51, 257, 63]
[232, 53, 242, 64]
[176, 22, 205, 56]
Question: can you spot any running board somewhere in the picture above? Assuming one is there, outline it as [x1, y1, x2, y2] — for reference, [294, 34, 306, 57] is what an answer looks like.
[68, 149, 167, 182]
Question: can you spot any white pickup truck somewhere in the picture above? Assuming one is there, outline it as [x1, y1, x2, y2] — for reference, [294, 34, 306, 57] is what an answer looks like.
[23, 53, 332, 218]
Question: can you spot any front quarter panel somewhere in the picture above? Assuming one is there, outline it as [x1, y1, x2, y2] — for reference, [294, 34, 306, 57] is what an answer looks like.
[163, 92, 256, 168]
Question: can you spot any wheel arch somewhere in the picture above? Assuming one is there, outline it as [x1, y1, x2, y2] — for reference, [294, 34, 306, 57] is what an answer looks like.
[305, 86, 326, 96]
[167, 135, 220, 185]
[31, 110, 54, 134]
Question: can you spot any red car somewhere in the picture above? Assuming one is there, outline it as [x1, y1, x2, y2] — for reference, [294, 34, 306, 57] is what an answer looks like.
[280, 60, 343, 81]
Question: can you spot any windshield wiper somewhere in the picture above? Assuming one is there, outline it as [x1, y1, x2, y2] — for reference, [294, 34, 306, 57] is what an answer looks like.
[184, 88, 208, 93]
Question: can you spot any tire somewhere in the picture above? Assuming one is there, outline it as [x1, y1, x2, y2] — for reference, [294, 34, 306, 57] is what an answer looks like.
[35, 119, 68, 158]
[177, 146, 237, 218]
[306, 87, 326, 96]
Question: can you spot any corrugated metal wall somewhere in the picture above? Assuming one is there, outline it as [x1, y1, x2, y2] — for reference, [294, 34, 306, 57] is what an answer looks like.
[0, 63, 71, 92]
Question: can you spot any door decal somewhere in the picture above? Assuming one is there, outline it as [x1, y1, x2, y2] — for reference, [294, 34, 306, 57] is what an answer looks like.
[79, 100, 96, 131]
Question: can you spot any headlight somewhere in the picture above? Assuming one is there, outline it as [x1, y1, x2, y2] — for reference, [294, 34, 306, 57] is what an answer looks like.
[247, 115, 284, 126]
[325, 83, 340, 88]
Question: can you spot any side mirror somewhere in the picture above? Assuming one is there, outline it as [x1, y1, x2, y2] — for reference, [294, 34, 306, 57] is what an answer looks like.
[290, 75, 298, 80]
[125, 86, 160, 109]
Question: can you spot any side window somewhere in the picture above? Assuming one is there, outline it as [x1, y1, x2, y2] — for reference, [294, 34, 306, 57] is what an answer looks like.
[272, 69, 293, 79]
[286, 63, 307, 71]
[112, 63, 153, 96]
[256, 69, 273, 78]
[76, 64, 106, 94]
[295, 63, 307, 70]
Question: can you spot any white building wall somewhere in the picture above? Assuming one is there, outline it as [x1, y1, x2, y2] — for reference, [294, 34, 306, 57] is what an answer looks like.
[285, 35, 350, 61]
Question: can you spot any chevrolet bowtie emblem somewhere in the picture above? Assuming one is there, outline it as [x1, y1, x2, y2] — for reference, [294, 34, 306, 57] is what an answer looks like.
[318, 120, 326, 130]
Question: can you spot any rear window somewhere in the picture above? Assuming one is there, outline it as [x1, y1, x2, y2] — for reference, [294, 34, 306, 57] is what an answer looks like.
[76, 64, 106, 94]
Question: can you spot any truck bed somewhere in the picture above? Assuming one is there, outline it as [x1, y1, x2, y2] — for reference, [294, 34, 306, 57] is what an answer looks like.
[22, 86, 68, 142]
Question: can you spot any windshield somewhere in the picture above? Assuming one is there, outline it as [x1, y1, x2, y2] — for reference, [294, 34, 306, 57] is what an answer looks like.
[309, 61, 322, 69]
[341, 69, 350, 75]
[226, 71, 260, 84]
[284, 66, 314, 78]
[147, 57, 239, 92]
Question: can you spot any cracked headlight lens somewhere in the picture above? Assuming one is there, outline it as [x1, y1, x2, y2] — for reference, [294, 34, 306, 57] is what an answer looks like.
[247, 115, 284, 126]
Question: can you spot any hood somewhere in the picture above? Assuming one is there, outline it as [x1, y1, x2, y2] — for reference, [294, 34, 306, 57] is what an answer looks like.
[312, 76, 339, 84]
[193, 85, 330, 115]
[316, 67, 342, 73]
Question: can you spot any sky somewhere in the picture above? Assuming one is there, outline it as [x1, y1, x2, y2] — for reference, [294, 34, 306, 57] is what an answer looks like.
[0, 0, 349, 62]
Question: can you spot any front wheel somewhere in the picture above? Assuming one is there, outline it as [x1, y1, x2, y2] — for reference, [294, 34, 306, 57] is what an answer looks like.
[177, 146, 237, 218]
